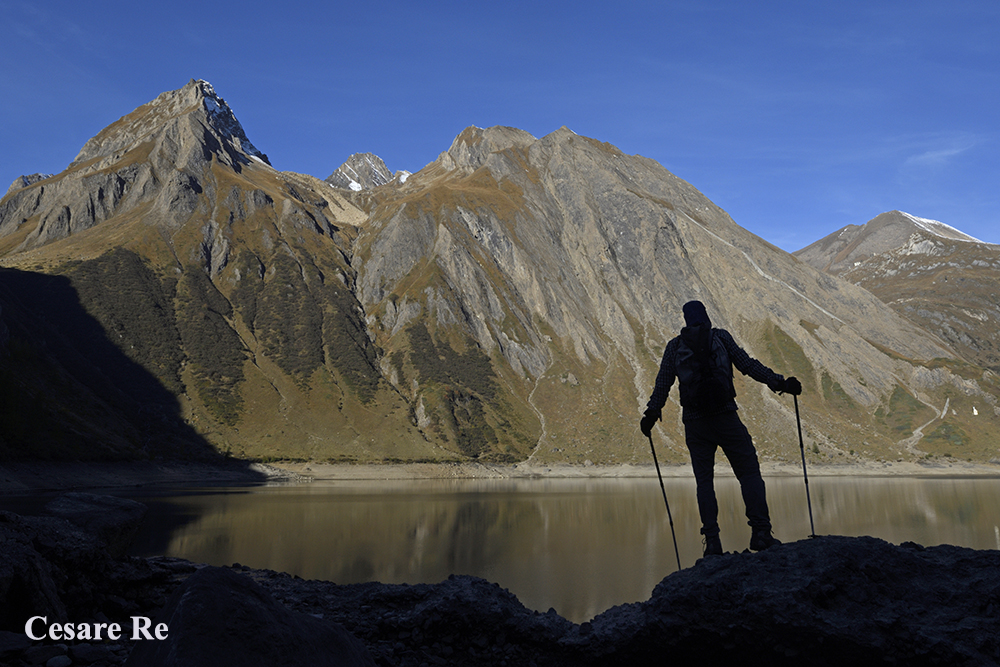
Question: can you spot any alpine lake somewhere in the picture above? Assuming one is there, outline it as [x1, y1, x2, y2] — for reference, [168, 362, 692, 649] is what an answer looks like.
[6, 471, 1000, 623]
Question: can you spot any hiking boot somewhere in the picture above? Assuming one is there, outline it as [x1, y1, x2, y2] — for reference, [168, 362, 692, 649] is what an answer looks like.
[702, 534, 723, 557]
[749, 529, 781, 551]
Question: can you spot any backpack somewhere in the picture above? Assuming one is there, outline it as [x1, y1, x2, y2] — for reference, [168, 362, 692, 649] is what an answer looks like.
[675, 327, 736, 410]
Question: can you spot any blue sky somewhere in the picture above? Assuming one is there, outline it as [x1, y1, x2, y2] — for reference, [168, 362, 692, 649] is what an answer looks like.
[3, 0, 998, 251]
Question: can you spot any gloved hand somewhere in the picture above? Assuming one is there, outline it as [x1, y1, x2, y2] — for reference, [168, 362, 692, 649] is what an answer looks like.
[783, 376, 802, 395]
[640, 408, 661, 437]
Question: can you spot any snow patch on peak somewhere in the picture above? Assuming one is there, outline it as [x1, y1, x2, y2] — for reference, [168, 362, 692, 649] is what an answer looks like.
[190, 81, 269, 164]
[899, 211, 983, 244]
[197, 79, 217, 94]
[193, 79, 219, 99]
[249, 155, 273, 169]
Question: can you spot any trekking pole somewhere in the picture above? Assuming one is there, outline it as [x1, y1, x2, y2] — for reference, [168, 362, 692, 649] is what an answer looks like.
[647, 432, 682, 570]
[794, 395, 817, 538]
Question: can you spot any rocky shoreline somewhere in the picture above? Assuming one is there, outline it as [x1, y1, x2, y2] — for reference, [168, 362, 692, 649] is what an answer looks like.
[2, 491, 999, 666]
[3, 458, 999, 496]
[278, 458, 1000, 481]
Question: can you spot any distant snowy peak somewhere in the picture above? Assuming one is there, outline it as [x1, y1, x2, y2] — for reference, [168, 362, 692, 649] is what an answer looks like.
[897, 211, 984, 244]
[194, 79, 270, 165]
[325, 153, 396, 191]
[793, 209, 991, 275]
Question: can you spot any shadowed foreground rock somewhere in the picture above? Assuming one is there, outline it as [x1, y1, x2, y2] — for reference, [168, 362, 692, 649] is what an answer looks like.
[2, 494, 999, 666]
[45, 492, 147, 558]
[254, 535, 1000, 666]
[586, 535, 1000, 665]
[124, 566, 375, 667]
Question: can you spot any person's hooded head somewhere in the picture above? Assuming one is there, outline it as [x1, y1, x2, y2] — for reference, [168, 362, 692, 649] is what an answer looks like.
[682, 300, 711, 328]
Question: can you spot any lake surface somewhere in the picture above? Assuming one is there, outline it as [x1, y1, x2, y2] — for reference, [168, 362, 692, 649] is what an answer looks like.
[110, 475, 1000, 623]
[4, 475, 998, 623]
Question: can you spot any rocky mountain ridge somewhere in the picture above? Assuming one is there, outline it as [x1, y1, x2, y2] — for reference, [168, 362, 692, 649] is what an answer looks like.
[794, 209, 990, 274]
[795, 210, 1000, 373]
[1, 80, 998, 466]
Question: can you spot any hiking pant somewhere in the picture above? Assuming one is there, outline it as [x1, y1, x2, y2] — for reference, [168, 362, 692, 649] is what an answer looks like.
[684, 410, 771, 536]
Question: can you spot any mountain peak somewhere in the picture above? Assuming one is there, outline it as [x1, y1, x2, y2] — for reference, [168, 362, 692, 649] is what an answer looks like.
[0, 80, 275, 254]
[437, 126, 536, 172]
[794, 210, 987, 274]
[71, 78, 269, 169]
[795, 209, 1000, 372]
[325, 153, 394, 191]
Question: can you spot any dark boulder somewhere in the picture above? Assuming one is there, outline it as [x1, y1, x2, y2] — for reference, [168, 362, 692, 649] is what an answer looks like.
[265, 535, 1000, 666]
[124, 566, 376, 667]
[0, 511, 68, 631]
[0, 629, 32, 658]
[45, 492, 147, 558]
[1, 495, 155, 633]
[581, 535, 1000, 665]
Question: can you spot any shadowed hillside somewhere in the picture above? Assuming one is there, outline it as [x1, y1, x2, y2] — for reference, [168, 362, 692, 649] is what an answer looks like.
[0, 266, 216, 461]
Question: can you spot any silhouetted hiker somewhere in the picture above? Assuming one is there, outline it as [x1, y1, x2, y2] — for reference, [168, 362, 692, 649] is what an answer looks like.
[641, 301, 802, 556]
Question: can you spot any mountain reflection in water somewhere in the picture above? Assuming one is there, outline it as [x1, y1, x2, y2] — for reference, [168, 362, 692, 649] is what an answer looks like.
[126, 476, 1000, 623]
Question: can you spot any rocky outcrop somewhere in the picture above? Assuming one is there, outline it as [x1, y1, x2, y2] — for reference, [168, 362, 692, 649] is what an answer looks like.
[124, 566, 375, 667]
[0, 494, 157, 634]
[4, 173, 53, 197]
[590, 535, 1000, 665]
[232, 535, 999, 666]
[0, 512, 67, 631]
[45, 493, 147, 558]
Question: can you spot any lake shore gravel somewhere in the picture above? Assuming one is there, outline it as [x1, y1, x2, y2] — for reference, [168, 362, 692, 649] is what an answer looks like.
[2, 458, 999, 495]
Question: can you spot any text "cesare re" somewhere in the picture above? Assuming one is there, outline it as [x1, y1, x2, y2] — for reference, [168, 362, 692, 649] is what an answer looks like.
[25, 616, 168, 641]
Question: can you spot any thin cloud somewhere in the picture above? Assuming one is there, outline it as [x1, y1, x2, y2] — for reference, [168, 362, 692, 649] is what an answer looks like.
[903, 143, 976, 169]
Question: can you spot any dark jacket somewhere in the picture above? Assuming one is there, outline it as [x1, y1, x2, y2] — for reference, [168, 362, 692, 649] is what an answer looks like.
[646, 325, 785, 422]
